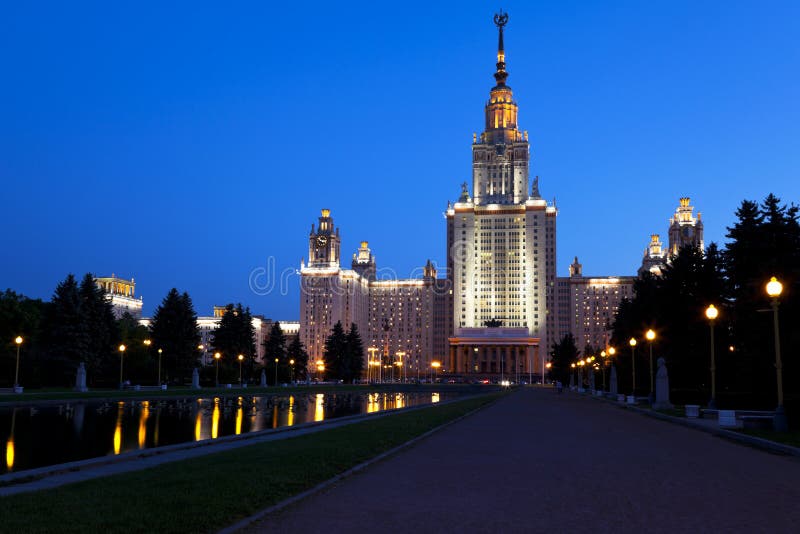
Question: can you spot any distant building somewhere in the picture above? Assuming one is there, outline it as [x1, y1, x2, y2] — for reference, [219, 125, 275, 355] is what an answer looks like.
[555, 257, 635, 351]
[139, 308, 298, 365]
[639, 197, 704, 276]
[95, 275, 143, 319]
[300, 209, 448, 377]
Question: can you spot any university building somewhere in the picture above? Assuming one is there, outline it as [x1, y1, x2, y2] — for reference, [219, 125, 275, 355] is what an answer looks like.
[299, 210, 448, 376]
[299, 14, 557, 380]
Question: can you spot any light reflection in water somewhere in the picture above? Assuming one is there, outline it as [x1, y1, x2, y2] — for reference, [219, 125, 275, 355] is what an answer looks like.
[272, 405, 279, 429]
[138, 401, 149, 449]
[395, 393, 405, 409]
[367, 393, 379, 414]
[314, 394, 324, 422]
[432, 392, 440, 404]
[235, 397, 243, 435]
[5, 408, 16, 470]
[211, 398, 220, 439]
[113, 402, 124, 455]
[194, 408, 202, 442]
[287, 395, 295, 427]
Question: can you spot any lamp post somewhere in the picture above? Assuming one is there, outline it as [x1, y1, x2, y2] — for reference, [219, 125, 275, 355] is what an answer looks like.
[237, 354, 244, 386]
[289, 358, 295, 384]
[157, 348, 163, 386]
[431, 361, 441, 383]
[600, 351, 606, 390]
[13, 336, 23, 389]
[766, 277, 788, 432]
[645, 329, 656, 404]
[396, 351, 406, 383]
[214, 352, 221, 387]
[118, 344, 126, 389]
[629, 338, 637, 395]
[570, 362, 576, 389]
[274, 357, 279, 385]
[367, 347, 379, 383]
[705, 304, 719, 408]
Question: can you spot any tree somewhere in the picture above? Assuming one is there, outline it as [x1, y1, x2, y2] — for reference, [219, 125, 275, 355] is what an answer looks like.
[286, 336, 309, 382]
[345, 323, 365, 383]
[79, 273, 119, 382]
[39, 274, 89, 385]
[117, 311, 153, 384]
[0, 290, 44, 387]
[549, 333, 579, 386]
[149, 288, 200, 385]
[212, 303, 257, 382]
[323, 321, 348, 382]
[263, 322, 288, 384]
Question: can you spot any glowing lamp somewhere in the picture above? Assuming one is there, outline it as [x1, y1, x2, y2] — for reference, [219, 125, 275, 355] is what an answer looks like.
[766, 277, 783, 298]
[705, 304, 719, 321]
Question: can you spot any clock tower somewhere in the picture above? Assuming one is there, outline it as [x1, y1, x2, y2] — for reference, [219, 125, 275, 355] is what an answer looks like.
[308, 209, 340, 268]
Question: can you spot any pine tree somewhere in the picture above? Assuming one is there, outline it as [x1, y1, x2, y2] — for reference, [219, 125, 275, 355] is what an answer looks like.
[549, 333, 579, 386]
[150, 288, 200, 385]
[79, 273, 119, 382]
[212, 303, 257, 381]
[286, 336, 309, 382]
[323, 321, 348, 382]
[263, 321, 287, 383]
[40, 274, 89, 384]
[345, 323, 365, 383]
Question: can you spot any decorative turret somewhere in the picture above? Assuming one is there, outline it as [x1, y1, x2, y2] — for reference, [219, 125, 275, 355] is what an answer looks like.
[352, 240, 376, 280]
[308, 209, 341, 268]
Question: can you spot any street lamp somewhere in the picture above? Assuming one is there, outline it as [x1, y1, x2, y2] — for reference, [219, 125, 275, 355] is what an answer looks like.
[705, 304, 719, 408]
[396, 351, 406, 383]
[157, 348, 163, 386]
[629, 338, 637, 395]
[237, 354, 244, 386]
[766, 276, 788, 432]
[645, 329, 656, 403]
[214, 352, 221, 387]
[367, 347, 379, 383]
[13, 336, 23, 390]
[289, 358, 295, 383]
[274, 357, 279, 385]
[431, 360, 441, 383]
[118, 344, 126, 389]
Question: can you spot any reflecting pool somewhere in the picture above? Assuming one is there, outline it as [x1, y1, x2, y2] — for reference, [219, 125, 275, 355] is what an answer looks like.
[1, 391, 452, 474]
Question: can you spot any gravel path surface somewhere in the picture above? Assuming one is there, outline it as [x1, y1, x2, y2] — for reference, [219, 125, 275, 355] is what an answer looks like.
[241, 387, 800, 533]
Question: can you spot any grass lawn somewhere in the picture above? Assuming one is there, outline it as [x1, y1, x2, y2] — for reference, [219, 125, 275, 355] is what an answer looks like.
[0, 392, 502, 533]
[736, 428, 800, 448]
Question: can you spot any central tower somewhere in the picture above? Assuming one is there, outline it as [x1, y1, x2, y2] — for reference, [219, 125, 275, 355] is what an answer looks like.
[446, 12, 557, 378]
[472, 12, 530, 206]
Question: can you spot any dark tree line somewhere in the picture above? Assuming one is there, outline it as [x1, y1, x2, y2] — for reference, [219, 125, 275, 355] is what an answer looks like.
[262, 322, 309, 384]
[606, 194, 800, 421]
[323, 321, 365, 383]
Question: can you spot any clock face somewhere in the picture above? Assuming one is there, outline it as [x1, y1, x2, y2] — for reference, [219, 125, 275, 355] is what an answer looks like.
[316, 235, 328, 247]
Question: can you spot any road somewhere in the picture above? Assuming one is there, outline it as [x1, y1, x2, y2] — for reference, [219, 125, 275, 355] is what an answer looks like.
[242, 387, 800, 533]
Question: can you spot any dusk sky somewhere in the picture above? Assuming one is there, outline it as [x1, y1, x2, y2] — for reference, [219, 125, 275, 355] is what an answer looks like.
[1, 0, 798, 320]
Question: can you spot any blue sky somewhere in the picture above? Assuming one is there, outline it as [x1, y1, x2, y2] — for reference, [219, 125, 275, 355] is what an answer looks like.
[1, 0, 798, 319]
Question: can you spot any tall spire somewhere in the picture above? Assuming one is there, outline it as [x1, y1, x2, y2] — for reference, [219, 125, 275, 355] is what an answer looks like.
[493, 11, 509, 86]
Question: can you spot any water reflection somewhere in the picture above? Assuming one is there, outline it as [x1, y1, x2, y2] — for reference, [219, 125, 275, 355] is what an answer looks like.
[235, 397, 243, 435]
[138, 401, 149, 449]
[5, 408, 16, 471]
[113, 402, 124, 455]
[314, 394, 324, 422]
[211, 398, 220, 439]
[1, 390, 457, 474]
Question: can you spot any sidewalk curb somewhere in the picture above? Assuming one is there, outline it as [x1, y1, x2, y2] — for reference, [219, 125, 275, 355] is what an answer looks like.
[217, 393, 505, 534]
[581, 391, 800, 458]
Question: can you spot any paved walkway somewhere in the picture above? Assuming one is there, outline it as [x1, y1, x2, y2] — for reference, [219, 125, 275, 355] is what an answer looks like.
[243, 388, 800, 533]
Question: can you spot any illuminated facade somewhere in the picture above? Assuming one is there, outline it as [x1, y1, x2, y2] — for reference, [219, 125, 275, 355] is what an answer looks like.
[95, 275, 143, 319]
[555, 257, 635, 351]
[446, 13, 556, 376]
[299, 210, 447, 376]
[639, 197, 704, 276]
